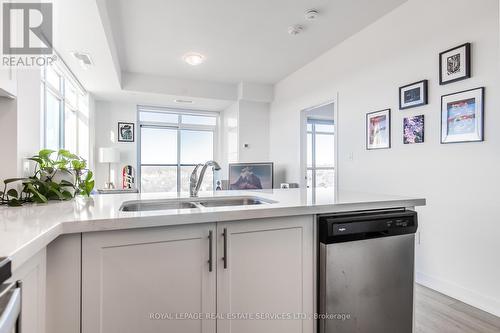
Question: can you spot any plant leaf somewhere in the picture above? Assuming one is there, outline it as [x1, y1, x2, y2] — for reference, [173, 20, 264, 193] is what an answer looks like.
[85, 180, 95, 196]
[7, 199, 22, 207]
[4, 178, 25, 184]
[59, 179, 75, 187]
[26, 184, 48, 203]
[85, 171, 93, 182]
[38, 149, 55, 159]
[7, 189, 18, 198]
[28, 157, 43, 165]
[48, 187, 65, 200]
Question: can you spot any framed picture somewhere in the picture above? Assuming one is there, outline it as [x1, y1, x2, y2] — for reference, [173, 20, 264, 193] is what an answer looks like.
[399, 80, 428, 110]
[118, 122, 135, 142]
[366, 109, 391, 150]
[228, 163, 274, 190]
[441, 87, 484, 144]
[403, 115, 425, 144]
[439, 43, 471, 85]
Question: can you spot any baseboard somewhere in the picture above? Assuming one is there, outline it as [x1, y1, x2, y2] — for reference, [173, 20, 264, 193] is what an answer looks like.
[416, 271, 500, 318]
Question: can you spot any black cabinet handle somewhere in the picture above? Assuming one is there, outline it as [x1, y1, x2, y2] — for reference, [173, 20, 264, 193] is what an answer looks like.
[208, 230, 213, 272]
[223, 228, 228, 269]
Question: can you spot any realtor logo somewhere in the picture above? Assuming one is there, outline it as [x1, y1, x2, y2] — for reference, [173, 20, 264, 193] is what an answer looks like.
[2, 2, 53, 55]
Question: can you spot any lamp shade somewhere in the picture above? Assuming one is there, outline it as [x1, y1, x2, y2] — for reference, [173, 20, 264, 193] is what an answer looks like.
[98, 147, 120, 163]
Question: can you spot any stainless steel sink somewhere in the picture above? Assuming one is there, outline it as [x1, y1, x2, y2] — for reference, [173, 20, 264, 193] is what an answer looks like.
[120, 200, 198, 212]
[120, 196, 275, 212]
[196, 197, 268, 208]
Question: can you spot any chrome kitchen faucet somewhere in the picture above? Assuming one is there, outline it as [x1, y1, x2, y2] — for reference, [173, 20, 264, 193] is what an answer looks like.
[190, 160, 221, 197]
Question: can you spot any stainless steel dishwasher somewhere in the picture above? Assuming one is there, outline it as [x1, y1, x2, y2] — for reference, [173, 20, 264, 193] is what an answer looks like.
[318, 209, 418, 333]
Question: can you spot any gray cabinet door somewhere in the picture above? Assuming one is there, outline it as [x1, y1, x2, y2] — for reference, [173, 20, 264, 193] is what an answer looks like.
[82, 223, 216, 333]
[216, 216, 314, 333]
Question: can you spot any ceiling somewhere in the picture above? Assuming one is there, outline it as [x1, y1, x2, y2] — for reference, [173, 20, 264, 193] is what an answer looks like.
[105, 0, 408, 85]
[55, 0, 407, 108]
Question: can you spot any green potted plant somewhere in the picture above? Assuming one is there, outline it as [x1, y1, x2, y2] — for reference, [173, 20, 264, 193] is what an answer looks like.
[0, 149, 95, 207]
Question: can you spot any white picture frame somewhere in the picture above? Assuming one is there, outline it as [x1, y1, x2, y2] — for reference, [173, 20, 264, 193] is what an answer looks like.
[366, 109, 391, 150]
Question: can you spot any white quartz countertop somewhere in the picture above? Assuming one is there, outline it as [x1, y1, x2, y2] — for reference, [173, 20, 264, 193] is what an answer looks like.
[0, 188, 425, 270]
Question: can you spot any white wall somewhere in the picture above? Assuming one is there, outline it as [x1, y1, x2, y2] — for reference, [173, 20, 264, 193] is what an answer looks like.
[0, 68, 42, 182]
[16, 68, 43, 175]
[238, 100, 270, 163]
[0, 98, 18, 182]
[220, 102, 239, 172]
[220, 100, 271, 181]
[94, 101, 137, 189]
[270, 0, 500, 316]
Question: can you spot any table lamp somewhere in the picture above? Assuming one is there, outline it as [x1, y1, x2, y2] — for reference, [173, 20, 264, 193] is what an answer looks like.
[98, 147, 120, 189]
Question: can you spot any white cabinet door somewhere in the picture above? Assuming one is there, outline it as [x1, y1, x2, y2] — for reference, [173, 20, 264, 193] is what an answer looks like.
[217, 216, 314, 333]
[8, 248, 46, 333]
[82, 223, 216, 333]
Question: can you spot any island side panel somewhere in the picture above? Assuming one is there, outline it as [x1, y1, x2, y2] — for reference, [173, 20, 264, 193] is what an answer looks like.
[45, 234, 82, 333]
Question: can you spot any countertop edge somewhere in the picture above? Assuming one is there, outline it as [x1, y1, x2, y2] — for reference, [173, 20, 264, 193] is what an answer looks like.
[6, 197, 425, 271]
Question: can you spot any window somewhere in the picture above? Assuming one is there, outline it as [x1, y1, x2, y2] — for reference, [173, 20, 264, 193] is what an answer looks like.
[138, 107, 218, 193]
[307, 118, 335, 189]
[41, 64, 90, 161]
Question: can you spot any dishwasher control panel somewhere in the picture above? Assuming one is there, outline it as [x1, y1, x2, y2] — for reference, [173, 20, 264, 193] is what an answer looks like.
[319, 209, 418, 244]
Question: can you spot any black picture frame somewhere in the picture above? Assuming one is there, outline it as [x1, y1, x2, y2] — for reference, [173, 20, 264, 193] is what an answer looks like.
[440, 87, 484, 144]
[366, 109, 391, 150]
[118, 122, 135, 142]
[399, 80, 428, 110]
[228, 162, 274, 190]
[439, 43, 471, 85]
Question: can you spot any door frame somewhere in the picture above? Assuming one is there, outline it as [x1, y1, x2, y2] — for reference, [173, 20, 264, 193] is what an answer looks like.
[299, 95, 339, 196]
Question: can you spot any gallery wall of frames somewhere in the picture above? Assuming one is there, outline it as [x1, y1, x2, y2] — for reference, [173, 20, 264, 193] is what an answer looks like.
[366, 42, 485, 150]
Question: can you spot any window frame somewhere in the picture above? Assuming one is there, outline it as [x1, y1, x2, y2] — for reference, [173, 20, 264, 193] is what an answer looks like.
[137, 106, 220, 193]
[41, 63, 89, 157]
[306, 118, 335, 189]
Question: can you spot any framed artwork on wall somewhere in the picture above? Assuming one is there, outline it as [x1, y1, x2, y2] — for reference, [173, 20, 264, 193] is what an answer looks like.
[118, 122, 135, 142]
[441, 87, 484, 144]
[228, 162, 274, 190]
[439, 43, 471, 85]
[403, 115, 425, 144]
[399, 80, 428, 110]
[366, 109, 391, 150]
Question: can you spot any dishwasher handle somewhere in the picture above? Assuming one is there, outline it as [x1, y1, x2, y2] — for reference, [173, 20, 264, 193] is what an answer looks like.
[0, 283, 21, 333]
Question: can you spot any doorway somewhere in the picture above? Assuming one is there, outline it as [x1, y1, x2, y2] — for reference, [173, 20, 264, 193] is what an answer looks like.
[300, 101, 336, 192]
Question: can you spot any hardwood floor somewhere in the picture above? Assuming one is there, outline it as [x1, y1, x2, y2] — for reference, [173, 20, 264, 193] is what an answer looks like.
[415, 284, 500, 333]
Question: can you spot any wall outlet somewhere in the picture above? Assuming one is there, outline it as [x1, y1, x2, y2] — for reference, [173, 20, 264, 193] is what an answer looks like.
[348, 152, 354, 160]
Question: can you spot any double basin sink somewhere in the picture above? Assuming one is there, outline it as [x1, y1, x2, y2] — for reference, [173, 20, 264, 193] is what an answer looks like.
[120, 196, 276, 212]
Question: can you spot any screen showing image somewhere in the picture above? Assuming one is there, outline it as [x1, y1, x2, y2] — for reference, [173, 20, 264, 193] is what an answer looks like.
[229, 163, 273, 190]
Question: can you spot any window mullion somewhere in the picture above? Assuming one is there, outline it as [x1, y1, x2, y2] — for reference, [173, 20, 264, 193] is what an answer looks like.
[312, 123, 317, 188]
[60, 77, 65, 150]
[177, 128, 181, 192]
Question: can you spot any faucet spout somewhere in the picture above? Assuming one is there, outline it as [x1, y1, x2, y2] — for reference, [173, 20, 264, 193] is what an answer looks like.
[190, 161, 221, 197]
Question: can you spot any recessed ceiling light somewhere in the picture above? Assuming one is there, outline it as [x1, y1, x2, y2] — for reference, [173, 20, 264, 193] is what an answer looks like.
[305, 9, 319, 20]
[174, 99, 194, 104]
[183, 52, 205, 66]
[288, 25, 304, 35]
[71, 51, 93, 69]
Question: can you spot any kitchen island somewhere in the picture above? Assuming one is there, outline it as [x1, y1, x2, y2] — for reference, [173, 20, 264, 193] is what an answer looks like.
[0, 188, 425, 333]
